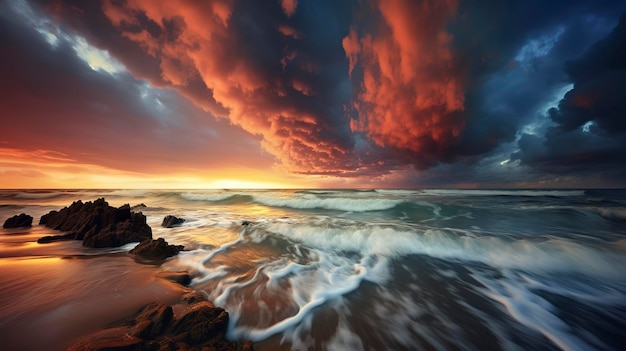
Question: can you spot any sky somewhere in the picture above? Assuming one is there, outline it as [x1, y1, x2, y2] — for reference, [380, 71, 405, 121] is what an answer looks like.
[1, 0, 625, 189]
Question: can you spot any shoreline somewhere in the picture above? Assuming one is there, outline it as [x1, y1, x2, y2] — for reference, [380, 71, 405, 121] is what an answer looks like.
[0, 199, 252, 351]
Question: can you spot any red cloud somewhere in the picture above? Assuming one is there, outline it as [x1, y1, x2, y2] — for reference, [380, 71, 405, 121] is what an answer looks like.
[100, 0, 365, 175]
[96, 0, 468, 175]
[280, 0, 298, 17]
[343, 0, 465, 166]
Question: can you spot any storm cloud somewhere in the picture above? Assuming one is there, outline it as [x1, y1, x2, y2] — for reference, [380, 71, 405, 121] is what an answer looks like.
[2, 0, 626, 187]
[514, 13, 626, 182]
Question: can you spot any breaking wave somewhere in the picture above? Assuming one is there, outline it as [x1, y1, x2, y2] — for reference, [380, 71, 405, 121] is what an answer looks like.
[176, 218, 625, 346]
[595, 207, 626, 220]
[261, 220, 625, 277]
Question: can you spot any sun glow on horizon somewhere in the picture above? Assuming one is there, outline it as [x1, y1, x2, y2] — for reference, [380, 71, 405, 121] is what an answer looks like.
[0, 147, 322, 189]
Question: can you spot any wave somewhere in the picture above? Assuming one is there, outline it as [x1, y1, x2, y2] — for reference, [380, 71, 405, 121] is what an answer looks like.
[595, 207, 626, 220]
[375, 189, 418, 195]
[182, 230, 389, 343]
[294, 190, 342, 195]
[172, 215, 625, 348]
[181, 192, 239, 202]
[102, 189, 151, 197]
[420, 189, 586, 197]
[261, 221, 625, 278]
[12, 191, 68, 199]
[251, 195, 403, 212]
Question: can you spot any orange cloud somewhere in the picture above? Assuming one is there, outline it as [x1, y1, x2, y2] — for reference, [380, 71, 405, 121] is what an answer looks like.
[100, 0, 359, 175]
[343, 0, 465, 166]
[280, 0, 298, 17]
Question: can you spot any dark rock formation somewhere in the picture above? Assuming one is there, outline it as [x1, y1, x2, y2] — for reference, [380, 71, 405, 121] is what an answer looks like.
[155, 271, 192, 286]
[130, 238, 183, 261]
[38, 198, 151, 248]
[162, 215, 185, 228]
[131, 203, 147, 210]
[3, 213, 33, 228]
[68, 292, 253, 351]
[37, 233, 75, 243]
[241, 221, 253, 226]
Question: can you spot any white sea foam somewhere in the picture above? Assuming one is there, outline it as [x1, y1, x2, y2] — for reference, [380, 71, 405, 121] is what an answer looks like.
[473, 271, 604, 351]
[181, 192, 238, 202]
[252, 194, 402, 212]
[262, 221, 626, 278]
[174, 218, 626, 346]
[595, 207, 626, 219]
[225, 251, 381, 341]
[104, 189, 150, 196]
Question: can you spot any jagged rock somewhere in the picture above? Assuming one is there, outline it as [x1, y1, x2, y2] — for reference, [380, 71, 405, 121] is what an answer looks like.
[162, 215, 185, 228]
[37, 233, 76, 243]
[129, 302, 174, 339]
[131, 203, 147, 210]
[171, 301, 229, 344]
[38, 198, 152, 248]
[130, 238, 183, 260]
[155, 271, 192, 286]
[68, 293, 252, 351]
[3, 213, 33, 228]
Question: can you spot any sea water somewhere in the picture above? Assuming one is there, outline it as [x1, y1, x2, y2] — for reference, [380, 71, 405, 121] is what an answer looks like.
[0, 189, 625, 350]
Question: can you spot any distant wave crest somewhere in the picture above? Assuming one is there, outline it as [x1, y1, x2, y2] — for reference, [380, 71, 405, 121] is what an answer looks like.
[252, 195, 403, 212]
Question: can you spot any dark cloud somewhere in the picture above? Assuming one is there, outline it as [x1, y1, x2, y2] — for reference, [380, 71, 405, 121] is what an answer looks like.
[343, 0, 625, 175]
[449, 0, 626, 157]
[514, 14, 626, 180]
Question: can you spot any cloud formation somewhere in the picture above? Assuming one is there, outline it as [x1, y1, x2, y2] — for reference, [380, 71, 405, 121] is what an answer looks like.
[3, 0, 626, 187]
[343, 0, 465, 169]
[0, 0, 274, 177]
[515, 14, 626, 180]
[92, 0, 367, 175]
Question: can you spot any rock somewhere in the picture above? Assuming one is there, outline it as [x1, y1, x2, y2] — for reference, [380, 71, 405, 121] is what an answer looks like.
[37, 233, 76, 243]
[155, 271, 192, 286]
[3, 213, 33, 228]
[68, 294, 252, 351]
[241, 221, 253, 226]
[130, 238, 183, 260]
[129, 302, 174, 338]
[131, 203, 147, 210]
[38, 198, 152, 248]
[162, 215, 185, 228]
[171, 301, 229, 344]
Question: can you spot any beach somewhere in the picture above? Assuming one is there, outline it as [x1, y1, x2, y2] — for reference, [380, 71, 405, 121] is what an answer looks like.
[1, 189, 625, 350]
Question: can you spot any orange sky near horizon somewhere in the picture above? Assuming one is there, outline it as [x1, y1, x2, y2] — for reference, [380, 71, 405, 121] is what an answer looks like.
[0, 147, 328, 189]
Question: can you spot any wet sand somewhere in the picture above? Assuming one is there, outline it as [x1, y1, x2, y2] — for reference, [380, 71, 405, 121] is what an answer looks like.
[0, 227, 188, 350]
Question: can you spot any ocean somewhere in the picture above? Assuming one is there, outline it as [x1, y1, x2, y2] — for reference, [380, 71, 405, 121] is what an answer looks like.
[1, 189, 625, 350]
